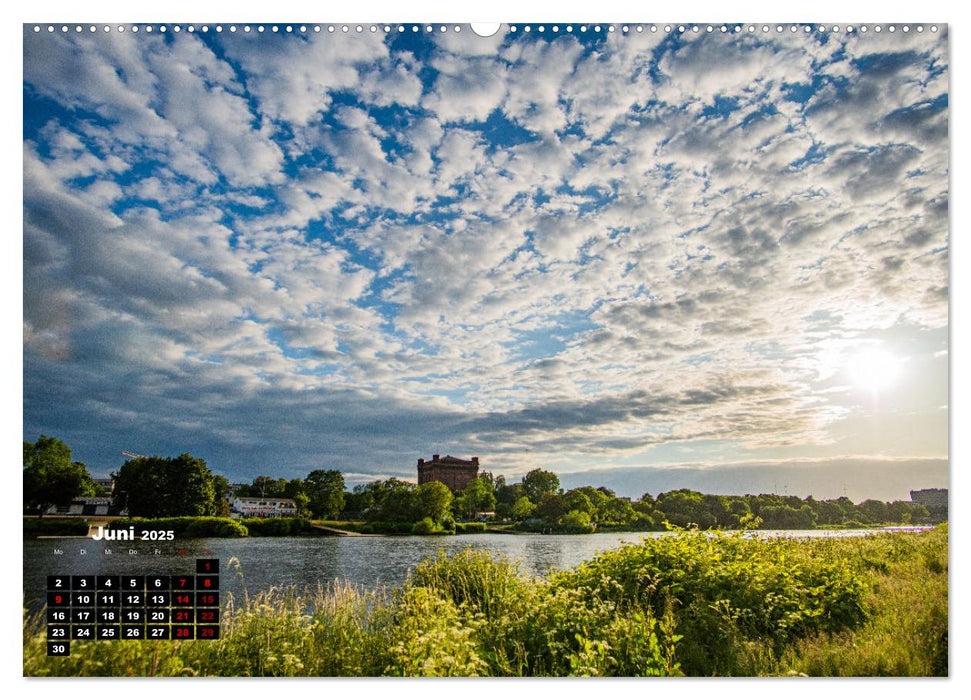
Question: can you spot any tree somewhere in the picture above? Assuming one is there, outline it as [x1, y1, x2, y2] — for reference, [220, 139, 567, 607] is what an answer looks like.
[112, 453, 217, 518]
[535, 493, 568, 522]
[453, 477, 497, 521]
[251, 475, 286, 498]
[415, 481, 454, 524]
[306, 470, 346, 520]
[510, 496, 535, 521]
[211, 474, 231, 517]
[522, 469, 560, 504]
[371, 479, 417, 522]
[283, 478, 311, 517]
[23, 435, 100, 513]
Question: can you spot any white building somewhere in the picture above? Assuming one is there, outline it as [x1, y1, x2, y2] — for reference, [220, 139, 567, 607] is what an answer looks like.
[44, 497, 124, 516]
[230, 496, 298, 518]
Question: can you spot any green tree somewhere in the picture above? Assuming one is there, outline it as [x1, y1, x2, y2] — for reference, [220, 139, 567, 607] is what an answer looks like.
[535, 493, 568, 522]
[211, 474, 231, 516]
[251, 475, 286, 498]
[306, 470, 346, 519]
[522, 468, 560, 504]
[23, 435, 100, 513]
[112, 453, 217, 518]
[371, 479, 417, 522]
[282, 478, 311, 517]
[510, 496, 536, 520]
[453, 477, 497, 521]
[415, 481, 454, 524]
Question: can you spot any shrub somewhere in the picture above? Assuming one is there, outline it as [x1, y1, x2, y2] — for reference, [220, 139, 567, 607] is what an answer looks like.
[23, 518, 90, 537]
[409, 549, 528, 620]
[455, 522, 487, 534]
[559, 510, 595, 534]
[550, 531, 869, 675]
[411, 517, 445, 535]
[384, 587, 487, 676]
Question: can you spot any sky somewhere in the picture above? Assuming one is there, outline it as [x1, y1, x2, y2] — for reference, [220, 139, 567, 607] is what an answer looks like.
[21, 21, 950, 501]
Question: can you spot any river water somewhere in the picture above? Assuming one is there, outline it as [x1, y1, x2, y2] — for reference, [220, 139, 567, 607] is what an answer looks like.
[23, 528, 896, 611]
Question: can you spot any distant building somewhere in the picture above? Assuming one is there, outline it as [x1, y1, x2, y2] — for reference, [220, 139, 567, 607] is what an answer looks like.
[94, 478, 114, 494]
[910, 488, 948, 510]
[230, 496, 298, 518]
[417, 454, 480, 491]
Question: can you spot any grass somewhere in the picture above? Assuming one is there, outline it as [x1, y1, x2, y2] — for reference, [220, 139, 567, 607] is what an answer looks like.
[23, 527, 947, 677]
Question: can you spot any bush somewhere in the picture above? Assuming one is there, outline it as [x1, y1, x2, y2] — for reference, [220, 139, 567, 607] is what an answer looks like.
[550, 531, 869, 675]
[455, 522, 487, 534]
[240, 517, 313, 536]
[23, 518, 90, 537]
[411, 517, 446, 535]
[559, 510, 595, 534]
[384, 588, 487, 676]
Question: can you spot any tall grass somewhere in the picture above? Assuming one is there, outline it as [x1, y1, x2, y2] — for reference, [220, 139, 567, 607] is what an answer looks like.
[23, 528, 947, 677]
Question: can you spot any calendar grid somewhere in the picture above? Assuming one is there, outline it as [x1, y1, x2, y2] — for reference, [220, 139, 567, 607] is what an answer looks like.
[46, 559, 219, 656]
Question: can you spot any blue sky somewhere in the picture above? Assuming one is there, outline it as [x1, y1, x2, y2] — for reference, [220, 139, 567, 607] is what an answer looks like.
[22, 21, 949, 500]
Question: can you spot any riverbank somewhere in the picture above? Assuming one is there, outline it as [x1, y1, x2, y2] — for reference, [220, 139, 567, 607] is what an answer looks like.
[23, 514, 938, 539]
[23, 525, 946, 677]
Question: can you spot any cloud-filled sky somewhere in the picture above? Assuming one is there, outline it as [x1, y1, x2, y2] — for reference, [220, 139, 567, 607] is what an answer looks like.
[22, 23, 949, 500]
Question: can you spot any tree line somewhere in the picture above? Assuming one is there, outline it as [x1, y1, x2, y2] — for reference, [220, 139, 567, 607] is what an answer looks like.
[23, 435, 941, 530]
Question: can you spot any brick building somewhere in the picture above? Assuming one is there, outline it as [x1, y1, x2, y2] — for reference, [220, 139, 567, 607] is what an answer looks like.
[417, 454, 480, 491]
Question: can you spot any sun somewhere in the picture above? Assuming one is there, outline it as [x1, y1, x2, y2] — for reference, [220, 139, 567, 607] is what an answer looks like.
[846, 347, 903, 392]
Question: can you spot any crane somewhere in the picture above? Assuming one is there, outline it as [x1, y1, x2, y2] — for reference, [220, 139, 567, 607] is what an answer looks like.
[121, 450, 149, 460]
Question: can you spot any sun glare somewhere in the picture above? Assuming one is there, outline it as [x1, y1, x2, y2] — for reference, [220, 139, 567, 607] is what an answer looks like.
[847, 347, 902, 392]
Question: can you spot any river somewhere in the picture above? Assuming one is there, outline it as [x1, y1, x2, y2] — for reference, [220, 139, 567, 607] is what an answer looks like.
[23, 528, 900, 612]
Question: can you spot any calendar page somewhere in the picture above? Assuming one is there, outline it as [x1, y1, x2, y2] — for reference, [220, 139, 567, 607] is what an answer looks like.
[22, 18, 949, 679]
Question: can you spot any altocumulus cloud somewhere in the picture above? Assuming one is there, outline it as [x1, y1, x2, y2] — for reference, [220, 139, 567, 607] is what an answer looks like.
[22, 25, 948, 497]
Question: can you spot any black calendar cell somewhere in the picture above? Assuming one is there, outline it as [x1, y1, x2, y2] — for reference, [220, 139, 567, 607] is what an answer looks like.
[196, 575, 219, 590]
[197, 609, 219, 624]
[171, 576, 194, 590]
[97, 625, 120, 640]
[121, 576, 145, 590]
[196, 592, 219, 607]
[47, 575, 70, 590]
[72, 575, 95, 591]
[71, 591, 95, 607]
[171, 608, 194, 624]
[97, 591, 119, 607]
[98, 609, 120, 624]
[122, 626, 144, 640]
[196, 558, 219, 574]
[197, 625, 220, 640]
[146, 592, 170, 607]
[96, 575, 120, 590]
[122, 592, 144, 606]
[147, 609, 169, 624]
[173, 592, 193, 607]
[47, 609, 69, 624]
[46, 624, 70, 640]
[146, 625, 170, 639]
[72, 609, 95, 624]
[172, 625, 194, 640]
[147, 575, 169, 591]
[122, 609, 144, 624]
[47, 642, 70, 657]
[71, 625, 94, 640]
[47, 591, 69, 607]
